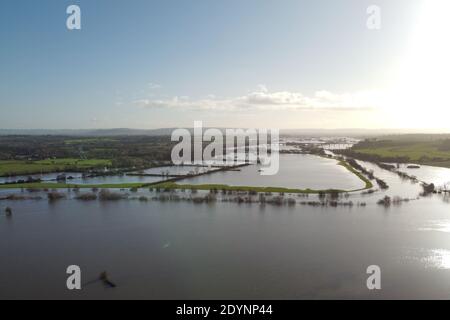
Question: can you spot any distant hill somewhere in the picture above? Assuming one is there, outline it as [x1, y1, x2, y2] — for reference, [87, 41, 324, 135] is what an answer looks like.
[0, 128, 449, 137]
[0, 128, 177, 136]
[280, 128, 450, 137]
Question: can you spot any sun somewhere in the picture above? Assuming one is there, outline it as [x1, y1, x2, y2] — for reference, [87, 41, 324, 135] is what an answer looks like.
[386, 0, 450, 129]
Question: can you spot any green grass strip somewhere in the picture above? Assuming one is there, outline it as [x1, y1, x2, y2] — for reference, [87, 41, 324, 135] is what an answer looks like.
[337, 160, 373, 190]
[151, 182, 345, 194]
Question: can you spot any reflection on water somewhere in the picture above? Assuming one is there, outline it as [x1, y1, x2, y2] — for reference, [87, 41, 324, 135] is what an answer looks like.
[427, 250, 450, 269]
[404, 248, 450, 270]
[419, 220, 450, 233]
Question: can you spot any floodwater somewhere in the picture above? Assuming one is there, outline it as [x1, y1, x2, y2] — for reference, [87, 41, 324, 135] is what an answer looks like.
[0, 172, 164, 185]
[61, 175, 164, 185]
[397, 164, 450, 188]
[137, 165, 211, 176]
[0, 172, 82, 184]
[179, 154, 365, 190]
[1, 156, 450, 299]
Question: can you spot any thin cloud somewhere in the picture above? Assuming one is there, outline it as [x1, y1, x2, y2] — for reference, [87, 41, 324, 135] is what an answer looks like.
[134, 88, 381, 111]
[148, 83, 162, 90]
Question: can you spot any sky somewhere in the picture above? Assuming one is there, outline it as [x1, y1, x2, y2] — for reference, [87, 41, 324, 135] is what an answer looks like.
[1, 0, 449, 130]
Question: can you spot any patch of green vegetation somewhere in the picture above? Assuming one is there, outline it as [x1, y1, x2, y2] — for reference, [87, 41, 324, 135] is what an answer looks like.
[347, 138, 450, 168]
[35, 158, 111, 168]
[34, 158, 111, 166]
[151, 182, 345, 194]
[353, 145, 450, 161]
[338, 160, 373, 190]
[0, 135, 174, 170]
[0, 159, 112, 176]
[421, 160, 450, 168]
[64, 138, 117, 145]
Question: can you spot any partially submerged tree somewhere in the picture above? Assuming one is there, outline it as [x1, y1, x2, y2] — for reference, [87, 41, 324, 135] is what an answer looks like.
[422, 183, 436, 195]
[47, 192, 66, 201]
[5, 207, 12, 217]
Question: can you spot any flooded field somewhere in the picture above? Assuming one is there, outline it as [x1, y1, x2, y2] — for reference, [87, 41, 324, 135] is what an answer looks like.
[0, 172, 83, 184]
[0, 173, 165, 185]
[64, 175, 164, 185]
[137, 165, 211, 176]
[179, 154, 365, 190]
[398, 164, 450, 188]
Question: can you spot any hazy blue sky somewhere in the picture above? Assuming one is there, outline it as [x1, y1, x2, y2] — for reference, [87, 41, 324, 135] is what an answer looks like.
[1, 0, 448, 129]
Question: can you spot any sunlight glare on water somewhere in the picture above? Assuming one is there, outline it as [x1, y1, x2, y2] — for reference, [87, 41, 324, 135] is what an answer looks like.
[419, 220, 450, 234]
[426, 250, 450, 270]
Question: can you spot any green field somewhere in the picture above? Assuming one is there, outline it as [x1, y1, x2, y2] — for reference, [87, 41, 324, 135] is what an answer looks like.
[64, 138, 117, 145]
[0, 158, 112, 176]
[349, 138, 450, 168]
[354, 144, 450, 161]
